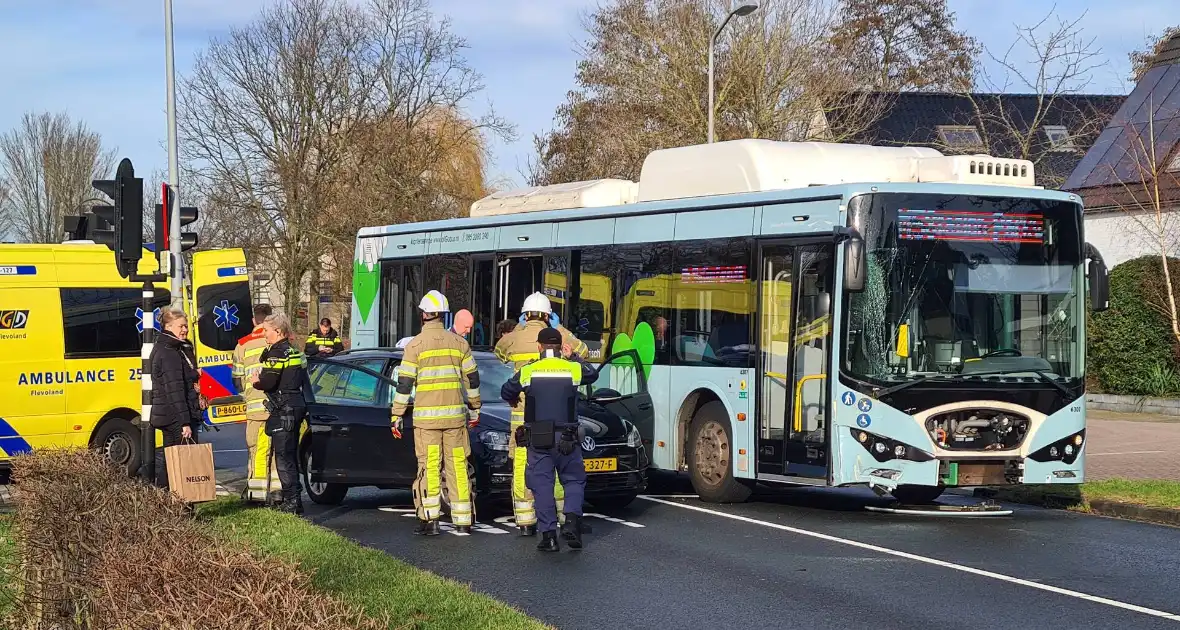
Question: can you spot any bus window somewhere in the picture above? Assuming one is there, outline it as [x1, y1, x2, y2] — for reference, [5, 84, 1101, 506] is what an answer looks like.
[672, 239, 754, 368]
[471, 258, 495, 348]
[195, 282, 253, 352]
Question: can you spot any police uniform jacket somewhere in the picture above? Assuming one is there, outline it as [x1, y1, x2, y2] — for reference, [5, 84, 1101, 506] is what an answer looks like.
[305, 327, 344, 357]
[500, 354, 599, 430]
[233, 326, 270, 420]
[391, 319, 481, 430]
[253, 339, 306, 407]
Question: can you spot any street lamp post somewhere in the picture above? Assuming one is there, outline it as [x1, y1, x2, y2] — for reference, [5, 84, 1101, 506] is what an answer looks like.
[708, 2, 759, 144]
[164, 0, 182, 306]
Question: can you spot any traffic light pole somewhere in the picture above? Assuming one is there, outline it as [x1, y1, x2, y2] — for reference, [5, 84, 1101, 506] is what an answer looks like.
[135, 273, 169, 483]
[164, 0, 183, 308]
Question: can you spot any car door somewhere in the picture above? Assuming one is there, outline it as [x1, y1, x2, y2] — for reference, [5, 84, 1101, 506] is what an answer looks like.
[585, 349, 655, 444]
[306, 360, 413, 485]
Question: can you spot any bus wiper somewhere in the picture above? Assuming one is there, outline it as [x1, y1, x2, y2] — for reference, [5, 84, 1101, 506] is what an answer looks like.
[874, 374, 930, 398]
[956, 369, 1073, 397]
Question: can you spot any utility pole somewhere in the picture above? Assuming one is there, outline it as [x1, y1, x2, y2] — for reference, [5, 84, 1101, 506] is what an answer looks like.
[165, 0, 182, 307]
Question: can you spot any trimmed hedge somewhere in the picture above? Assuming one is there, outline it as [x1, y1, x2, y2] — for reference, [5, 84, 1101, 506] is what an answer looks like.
[1088, 255, 1180, 396]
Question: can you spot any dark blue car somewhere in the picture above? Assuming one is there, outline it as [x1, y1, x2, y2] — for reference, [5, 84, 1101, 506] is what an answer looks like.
[299, 348, 651, 514]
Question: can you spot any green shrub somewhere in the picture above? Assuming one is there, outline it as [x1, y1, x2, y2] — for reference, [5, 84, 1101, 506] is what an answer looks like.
[1088, 255, 1180, 395]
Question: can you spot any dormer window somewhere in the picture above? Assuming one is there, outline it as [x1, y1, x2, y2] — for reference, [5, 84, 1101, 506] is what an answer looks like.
[1043, 125, 1075, 151]
[937, 125, 983, 148]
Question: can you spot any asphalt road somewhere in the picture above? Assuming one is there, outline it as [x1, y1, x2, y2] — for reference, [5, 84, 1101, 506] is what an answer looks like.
[204, 425, 1180, 630]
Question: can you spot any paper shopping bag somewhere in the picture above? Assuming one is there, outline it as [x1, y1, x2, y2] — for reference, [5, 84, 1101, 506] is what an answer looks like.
[165, 441, 217, 503]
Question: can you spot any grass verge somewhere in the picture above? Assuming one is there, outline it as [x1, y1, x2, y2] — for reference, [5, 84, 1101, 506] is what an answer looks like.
[197, 498, 550, 630]
[981, 478, 1180, 521]
[0, 516, 14, 619]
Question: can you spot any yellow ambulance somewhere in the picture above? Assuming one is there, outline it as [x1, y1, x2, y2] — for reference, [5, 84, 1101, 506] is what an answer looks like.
[0, 244, 252, 473]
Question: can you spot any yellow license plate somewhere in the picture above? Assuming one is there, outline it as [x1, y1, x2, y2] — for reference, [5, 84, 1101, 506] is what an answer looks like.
[584, 457, 617, 472]
[210, 403, 246, 418]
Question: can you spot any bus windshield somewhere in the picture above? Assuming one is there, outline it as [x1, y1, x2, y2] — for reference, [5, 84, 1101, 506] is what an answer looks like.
[843, 193, 1083, 386]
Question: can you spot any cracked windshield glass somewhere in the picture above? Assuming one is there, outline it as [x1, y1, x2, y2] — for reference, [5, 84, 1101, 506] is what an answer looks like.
[843, 193, 1083, 386]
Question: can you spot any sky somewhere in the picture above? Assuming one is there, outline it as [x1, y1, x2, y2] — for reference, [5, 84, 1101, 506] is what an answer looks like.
[0, 0, 1178, 197]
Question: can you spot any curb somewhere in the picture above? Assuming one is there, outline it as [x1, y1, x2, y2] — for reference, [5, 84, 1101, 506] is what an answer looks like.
[973, 488, 1180, 527]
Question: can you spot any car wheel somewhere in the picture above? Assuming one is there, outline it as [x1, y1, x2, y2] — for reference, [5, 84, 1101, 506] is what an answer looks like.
[890, 484, 945, 505]
[589, 493, 638, 511]
[687, 401, 752, 503]
[92, 418, 141, 477]
[301, 446, 348, 505]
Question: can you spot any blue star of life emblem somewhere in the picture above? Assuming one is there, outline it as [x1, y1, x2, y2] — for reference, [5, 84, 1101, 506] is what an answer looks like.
[213, 300, 239, 332]
[135, 307, 162, 333]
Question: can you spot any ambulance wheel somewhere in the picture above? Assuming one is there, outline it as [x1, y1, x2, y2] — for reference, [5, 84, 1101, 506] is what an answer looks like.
[688, 401, 752, 503]
[93, 418, 141, 477]
[890, 484, 945, 505]
[301, 447, 347, 505]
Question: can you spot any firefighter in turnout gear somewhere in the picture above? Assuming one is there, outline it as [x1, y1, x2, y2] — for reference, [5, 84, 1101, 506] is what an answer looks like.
[500, 327, 598, 551]
[251, 313, 308, 514]
[391, 290, 482, 536]
[493, 292, 587, 535]
[233, 303, 282, 503]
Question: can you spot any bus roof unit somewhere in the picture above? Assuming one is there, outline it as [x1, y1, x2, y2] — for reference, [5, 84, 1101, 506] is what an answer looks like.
[469, 139, 1039, 215]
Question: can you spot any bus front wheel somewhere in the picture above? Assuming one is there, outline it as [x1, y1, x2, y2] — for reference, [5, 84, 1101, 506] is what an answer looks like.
[687, 401, 752, 504]
[890, 484, 945, 505]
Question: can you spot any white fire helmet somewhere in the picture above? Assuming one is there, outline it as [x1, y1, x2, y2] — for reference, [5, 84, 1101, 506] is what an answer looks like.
[521, 292, 552, 315]
[418, 290, 450, 314]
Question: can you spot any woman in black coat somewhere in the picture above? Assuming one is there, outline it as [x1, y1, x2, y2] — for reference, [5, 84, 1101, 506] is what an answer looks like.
[151, 308, 204, 488]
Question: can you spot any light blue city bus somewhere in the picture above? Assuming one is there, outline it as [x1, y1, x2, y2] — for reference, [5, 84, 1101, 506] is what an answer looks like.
[348, 139, 1110, 506]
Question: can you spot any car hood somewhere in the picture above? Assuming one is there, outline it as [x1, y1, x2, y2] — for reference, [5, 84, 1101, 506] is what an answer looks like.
[478, 399, 630, 442]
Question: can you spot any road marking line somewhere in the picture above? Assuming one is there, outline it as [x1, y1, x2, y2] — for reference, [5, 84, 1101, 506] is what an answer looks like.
[639, 496, 1180, 622]
[641, 494, 699, 499]
[1087, 451, 1167, 456]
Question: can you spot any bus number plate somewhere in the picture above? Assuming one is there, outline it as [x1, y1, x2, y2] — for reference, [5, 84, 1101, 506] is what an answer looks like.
[210, 403, 246, 418]
[584, 458, 617, 472]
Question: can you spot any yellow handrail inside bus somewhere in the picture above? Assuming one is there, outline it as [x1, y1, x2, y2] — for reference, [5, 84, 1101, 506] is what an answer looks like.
[793, 373, 826, 432]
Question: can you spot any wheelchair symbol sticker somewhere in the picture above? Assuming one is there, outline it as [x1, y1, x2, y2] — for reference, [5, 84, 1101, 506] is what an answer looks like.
[856, 414, 871, 428]
[857, 398, 873, 412]
[840, 391, 855, 406]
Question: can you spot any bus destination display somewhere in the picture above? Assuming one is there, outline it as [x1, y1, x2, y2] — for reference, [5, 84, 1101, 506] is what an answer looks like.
[898, 208, 1044, 243]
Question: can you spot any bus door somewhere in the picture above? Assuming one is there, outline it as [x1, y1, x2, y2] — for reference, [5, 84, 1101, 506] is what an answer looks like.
[378, 260, 422, 346]
[494, 252, 570, 324]
[190, 249, 255, 425]
[757, 242, 833, 480]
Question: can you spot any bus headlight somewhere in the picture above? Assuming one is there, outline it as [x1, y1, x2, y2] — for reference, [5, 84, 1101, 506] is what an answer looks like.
[1029, 429, 1084, 465]
[850, 428, 933, 463]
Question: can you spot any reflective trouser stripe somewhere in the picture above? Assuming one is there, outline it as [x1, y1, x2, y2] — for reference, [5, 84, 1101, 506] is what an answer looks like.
[555, 478, 566, 525]
[422, 444, 441, 520]
[510, 419, 536, 525]
[246, 421, 280, 501]
[450, 447, 473, 526]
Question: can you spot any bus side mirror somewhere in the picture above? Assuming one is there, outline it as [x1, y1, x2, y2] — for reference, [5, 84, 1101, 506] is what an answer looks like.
[844, 232, 866, 293]
[1086, 243, 1109, 312]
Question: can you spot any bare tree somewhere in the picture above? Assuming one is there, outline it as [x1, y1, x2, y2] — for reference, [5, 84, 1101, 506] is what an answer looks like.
[531, 0, 891, 186]
[932, 9, 1113, 188]
[828, 0, 978, 92]
[0, 112, 115, 243]
[180, 0, 510, 323]
[1130, 26, 1180, 83]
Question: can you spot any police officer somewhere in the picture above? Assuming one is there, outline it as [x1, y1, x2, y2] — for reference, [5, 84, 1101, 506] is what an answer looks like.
[250, 313, 307, 514]
[233, 303, 282, 504]
[305, 317, 345, 357]
[500, 327, 598, 552]
[391, 290, 482, 536]
[493, 292, 588, 535]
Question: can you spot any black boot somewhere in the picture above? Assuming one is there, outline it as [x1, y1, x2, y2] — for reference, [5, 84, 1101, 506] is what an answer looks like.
[413, 519, 432, 535]
[454, 524, 472, 534]
[422, 520, 441, 536]
[537, 531, 559, 552]
[518, 524, 537, 537]
[561, 514, 582, 549]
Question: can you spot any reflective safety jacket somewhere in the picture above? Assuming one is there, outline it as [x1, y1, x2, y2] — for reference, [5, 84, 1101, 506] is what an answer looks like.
[494, 321, 587, 416]
[253, 339, 306, 407]
[232, 326, 270, 420]
[391, 319, 481, 430]
[305, 327, 344, 357]
[500, 353, 599, 429]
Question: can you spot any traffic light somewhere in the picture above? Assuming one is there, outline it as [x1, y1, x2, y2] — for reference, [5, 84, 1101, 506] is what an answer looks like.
[92, 158, 143, 279]
[155, 183, 199, 253]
